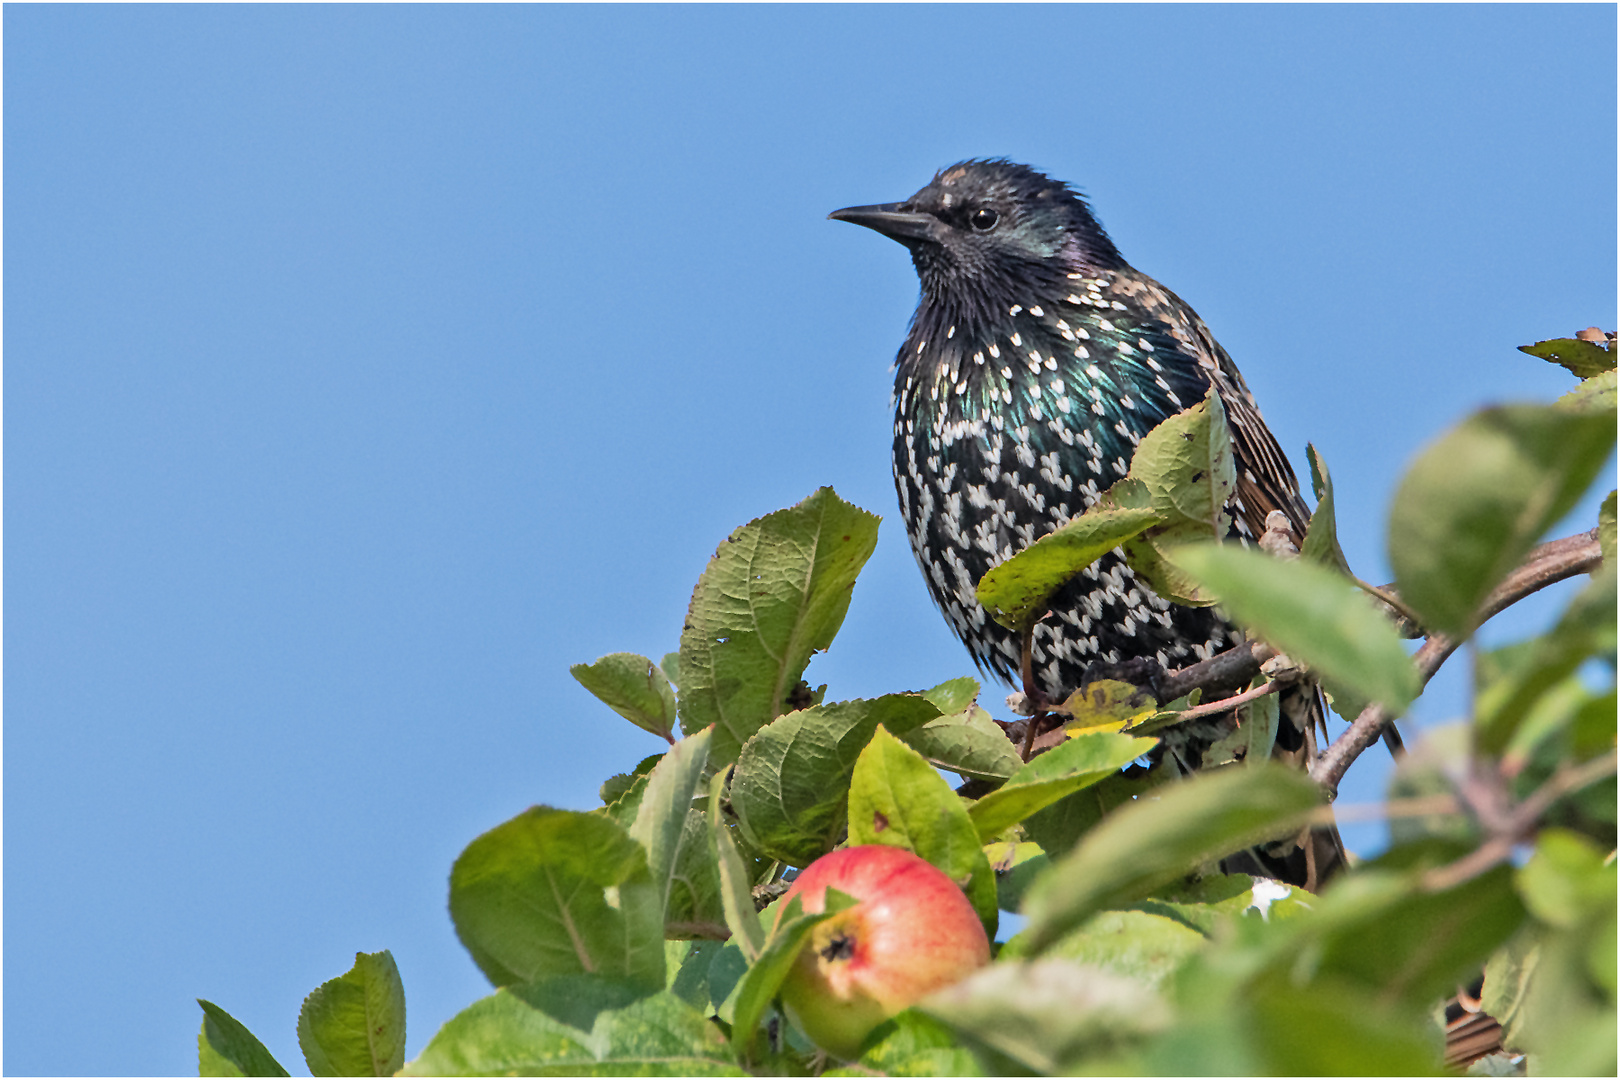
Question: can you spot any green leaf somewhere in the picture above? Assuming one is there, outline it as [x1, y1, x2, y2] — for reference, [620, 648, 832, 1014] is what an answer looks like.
[847, 725, 998, 937]
[919, 676, 980, 715]
[985, 841, 1049, 913]
[1021, 764, 1322, 951]
[998, 909, 1206, 988]
[1520, 335, 1616, 379]
[835, 1012, 982, 1077]
[1517, 828, 1616, 931]
[1303, 863, 1526, 1011]
[1170, 543, 1420, 713]
[676, 488, 881, 766]
[897, 706, 1022, 783]
[1130, 388, 1236, 533]
[1301, 443, 1352, 575]
[1387, 402, 1616, 637]
[629, 727, 714, 933]
[966, 731, 1157, 841]
[919, 959, 1168, 1075]
[707, 767, 764, 963]
[402, 976, 742, 1076]
[1022, 766, 1162, 857]
[449, 807, 664, 990]
[1559, 368, 1618, 413]
[666, 940, 748, 1015]
[660, 652, 681, 691]
[1133, 873, 1312, 933]
[1121, 522, 1224, 606]
[730, 694, 939, 865]
[732, 894, 856, 1063]
[297, 951, 407, 1077]
[197, 1000, 290, 1078]
[662, 810, 728, 940]
[974, 505, 1162, 632]
[1475, 562, 1617, 755]
[571, 653, 679, 742]
[1154, 973, 1443, 1076]
[600, 754, 663, 809]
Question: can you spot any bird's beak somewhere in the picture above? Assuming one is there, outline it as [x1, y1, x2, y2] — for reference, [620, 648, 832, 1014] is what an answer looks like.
[828, 203, 941, 245]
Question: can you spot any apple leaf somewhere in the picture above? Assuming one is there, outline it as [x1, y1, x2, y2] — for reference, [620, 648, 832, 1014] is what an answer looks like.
[1387, 402, 1615, 638]
[847, 724, 998, 937]
[919, 959, 1168, 1075]
[919, 676, 980, 715]
[1300, 443, 1352, 575]
[835, 1012, 981, 1078]
[570, 652, 678, 742]
[1022, 766, 1163, 858]
[1519, 335, 1616, 379]
[1129, 388, 1236, 534]
[966, 731, 1158, 842]
[1475, 564, 1617, 755]
[449, 807, 664, 990]
[730, 695, 940, 865]
[667, 940, 748, 1017]
[1169, 543, 1420, 714]
[986, 841, 1050, 913]
[1558, 368, 1617, 413]
[198, 1000, 290, 1078]
[730, 893, 856, 1064]
[975, 504, 1163, 632]
[628, 726, 715, 933]
[401, 976, 741, 1076]
[1021, 764, 1322, 951]
[297, 950, 407, 1077]
[677, 487, 881, 766]
[1055, 679, 1159, 735]
[998, 909, 1206, 989]
[898, 705, 1022, 783]
[1517, 828, 1615, 931]
[707, 767, 764, 963]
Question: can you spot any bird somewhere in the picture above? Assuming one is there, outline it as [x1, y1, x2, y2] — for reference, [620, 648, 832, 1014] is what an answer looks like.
[830, 159, 1342, 889]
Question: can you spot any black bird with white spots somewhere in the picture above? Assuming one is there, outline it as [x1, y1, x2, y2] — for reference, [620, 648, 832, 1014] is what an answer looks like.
[831, 159, 1311, 698]
[832, 160, 1340, 886]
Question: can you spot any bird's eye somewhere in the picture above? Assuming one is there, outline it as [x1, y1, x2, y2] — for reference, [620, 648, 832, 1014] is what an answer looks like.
[970, 207, 999, 232]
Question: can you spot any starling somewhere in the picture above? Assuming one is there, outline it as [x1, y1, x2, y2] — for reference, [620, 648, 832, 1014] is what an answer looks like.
[832, 159, 1341, 887]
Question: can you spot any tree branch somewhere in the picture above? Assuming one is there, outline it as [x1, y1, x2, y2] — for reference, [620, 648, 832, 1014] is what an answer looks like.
[1420, 748, 1618, 892]
[1311, 528, 1603, 799]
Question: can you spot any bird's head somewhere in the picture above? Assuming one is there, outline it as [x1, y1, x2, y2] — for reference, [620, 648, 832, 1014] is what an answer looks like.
[830, 159, 1123, 327]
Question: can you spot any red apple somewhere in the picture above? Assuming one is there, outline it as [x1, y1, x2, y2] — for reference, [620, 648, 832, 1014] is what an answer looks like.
[773, 845, 990, 1059]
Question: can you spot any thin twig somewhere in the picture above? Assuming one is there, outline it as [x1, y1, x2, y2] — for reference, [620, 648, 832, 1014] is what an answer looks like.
[1174, 679, 1279, 723]
[1421, 749, 1618, 892]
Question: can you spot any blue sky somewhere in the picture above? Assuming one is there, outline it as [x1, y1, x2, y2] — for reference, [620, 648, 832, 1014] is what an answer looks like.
[6, 5, 1614, 1075]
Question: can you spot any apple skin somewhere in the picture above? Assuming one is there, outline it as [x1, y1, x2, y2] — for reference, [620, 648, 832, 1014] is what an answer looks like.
[773, 845, 990, 1059]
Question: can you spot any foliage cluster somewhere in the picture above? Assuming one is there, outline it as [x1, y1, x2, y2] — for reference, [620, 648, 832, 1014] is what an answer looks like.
[199, 338, 1616, 1076]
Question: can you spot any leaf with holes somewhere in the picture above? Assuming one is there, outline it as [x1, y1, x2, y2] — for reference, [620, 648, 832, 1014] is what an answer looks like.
[730, 695, 939, 865]
[677, 487, 881, 766]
